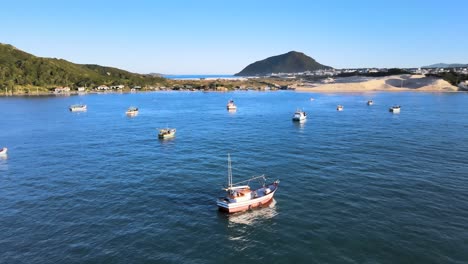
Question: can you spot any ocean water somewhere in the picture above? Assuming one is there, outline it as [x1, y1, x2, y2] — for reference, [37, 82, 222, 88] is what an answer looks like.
[1, 91, 467, 263]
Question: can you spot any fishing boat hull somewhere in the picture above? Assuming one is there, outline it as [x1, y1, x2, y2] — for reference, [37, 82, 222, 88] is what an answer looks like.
[158, 133, 175, 139]
[226, 100, 237, 110]
[0, 147, 7, 155]
[292, 110, 307, 122]
[158, 129, 176, 139]
[217, 182, 279, 213]
[126, 111, 138, 116]
[389, 108, 400, 113]
[292, 116, 306, 122]
[69, 106, 87, 112]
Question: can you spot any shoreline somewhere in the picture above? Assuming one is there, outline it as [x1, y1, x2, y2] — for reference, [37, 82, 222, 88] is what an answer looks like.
[0, 75, 463, 97]
[0, 89, 464, 97]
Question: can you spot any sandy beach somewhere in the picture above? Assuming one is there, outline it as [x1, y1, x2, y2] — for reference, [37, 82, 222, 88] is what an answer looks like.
[294, 74, 458, 92]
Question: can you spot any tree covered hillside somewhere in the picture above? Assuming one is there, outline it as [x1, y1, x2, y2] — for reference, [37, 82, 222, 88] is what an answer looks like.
[0, 43, 166, 91]
[235, 51, 332, 76]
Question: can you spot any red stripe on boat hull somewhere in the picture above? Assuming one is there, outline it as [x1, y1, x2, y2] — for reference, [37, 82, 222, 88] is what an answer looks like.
[217, 185, 278, 213]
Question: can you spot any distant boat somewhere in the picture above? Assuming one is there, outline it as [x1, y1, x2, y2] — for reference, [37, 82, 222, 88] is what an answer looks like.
[0, 147, 7, 155]
[126, 106, 139, 116]
[217, 154, 280, 213]
[292, 109, 307, 121]
[310, 97, 315, 101]
[158, 128, 176, 139]
[367, 100, 374, 106]
[389, 106, 401, 113]
[226, 100, 237, 110]
[69, 104, 87, 112]
[337, 105, 344, 111]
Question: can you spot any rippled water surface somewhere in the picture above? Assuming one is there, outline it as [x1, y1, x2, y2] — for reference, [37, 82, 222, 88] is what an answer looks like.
[1, 91, 467, 263]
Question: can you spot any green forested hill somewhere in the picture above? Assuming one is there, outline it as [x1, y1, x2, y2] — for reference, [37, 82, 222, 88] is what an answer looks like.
[235, 51, 332, 76]
[0, 43, 166, 91]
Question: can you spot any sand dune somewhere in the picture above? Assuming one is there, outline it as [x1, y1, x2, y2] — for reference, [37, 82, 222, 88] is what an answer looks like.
[295, 75, 458, 92]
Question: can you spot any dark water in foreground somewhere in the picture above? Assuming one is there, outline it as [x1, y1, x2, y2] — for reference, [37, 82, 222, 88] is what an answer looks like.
[1, 91, 467, 263]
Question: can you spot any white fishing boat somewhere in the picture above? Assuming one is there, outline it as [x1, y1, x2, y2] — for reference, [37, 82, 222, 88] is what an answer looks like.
[217, 154, 280, 214]
[126, 106, 139, 116]
[292, 109, 307, 122]
[158, 128, 176, 139]
[389, 105, 401, 113]
[69, 104, 87, 112]
[367, 100, 374, 106]
[0, 147, 7, 155]
[337, 105, 344, 111]
[226, 100, 237, 110]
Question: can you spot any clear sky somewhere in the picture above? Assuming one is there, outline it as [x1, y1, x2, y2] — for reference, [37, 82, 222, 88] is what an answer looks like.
[1, 0, 467, 74]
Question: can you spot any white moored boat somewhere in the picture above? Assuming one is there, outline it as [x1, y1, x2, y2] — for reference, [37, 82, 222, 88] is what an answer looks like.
[69, 104, 87, 112]
[126, 106, 139, 116]
[292, 109, 307, 122]
[226, 100, 237, 110]
[367, 100, 374, 106]
[0, 147, 7, 155]
[389, 105, 401, 113]
[217, 154, 280, 214]
[158, 128, 176, 139]
[337, 105, 344, 111]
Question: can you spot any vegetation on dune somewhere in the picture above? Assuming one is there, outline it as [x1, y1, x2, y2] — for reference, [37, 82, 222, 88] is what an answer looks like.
[0, 43, 167, 92]
[335, 68, 411, 78]
[426, 72, 468, 89]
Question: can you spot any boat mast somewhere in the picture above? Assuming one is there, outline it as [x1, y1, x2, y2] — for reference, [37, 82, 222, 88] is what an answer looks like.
[227, 154, 233, 189]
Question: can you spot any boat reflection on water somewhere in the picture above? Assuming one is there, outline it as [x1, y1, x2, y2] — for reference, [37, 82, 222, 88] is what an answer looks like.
[227, 199, 278, 226]
[158, 136, 176, 145]
[0, 153, 8, 172]
[293, 119, 306, 129]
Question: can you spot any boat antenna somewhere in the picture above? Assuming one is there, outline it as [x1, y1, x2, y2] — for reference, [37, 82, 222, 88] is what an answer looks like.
[227, 153, 233, 189]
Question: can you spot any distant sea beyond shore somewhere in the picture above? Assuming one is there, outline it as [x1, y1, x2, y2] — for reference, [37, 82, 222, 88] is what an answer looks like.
[164, 74, 240, 80]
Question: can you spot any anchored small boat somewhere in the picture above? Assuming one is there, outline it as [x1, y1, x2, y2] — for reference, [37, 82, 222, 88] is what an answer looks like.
[126, 106, 139, 116]
[337, 105, 344, 111]
[0, 147, 7, 155]
[389, 105, 401, 113]
[217, 154, 280, 214]
[292, 109, 307, 122]
[226, 100, 237, 110]
[158, 128, 176, 139]
[69, 104, 87, 112]
[367, 100, 374, 106]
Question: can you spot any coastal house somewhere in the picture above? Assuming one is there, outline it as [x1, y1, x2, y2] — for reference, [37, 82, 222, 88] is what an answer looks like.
[77, 87, 86, 92]
[110, 85, 124, 90]
[96, 85, 109, 90]
[54, 86, 70, 93]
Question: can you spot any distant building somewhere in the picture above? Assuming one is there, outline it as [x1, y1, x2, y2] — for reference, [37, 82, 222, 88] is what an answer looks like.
[110, 85, 124, 89]
[54, 86, 70, 93]
[96, 85, 109, 90]
[77, 87, 86, 92]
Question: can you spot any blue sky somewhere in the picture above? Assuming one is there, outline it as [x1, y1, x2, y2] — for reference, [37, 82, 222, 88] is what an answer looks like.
[1, 0, 467, 74]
